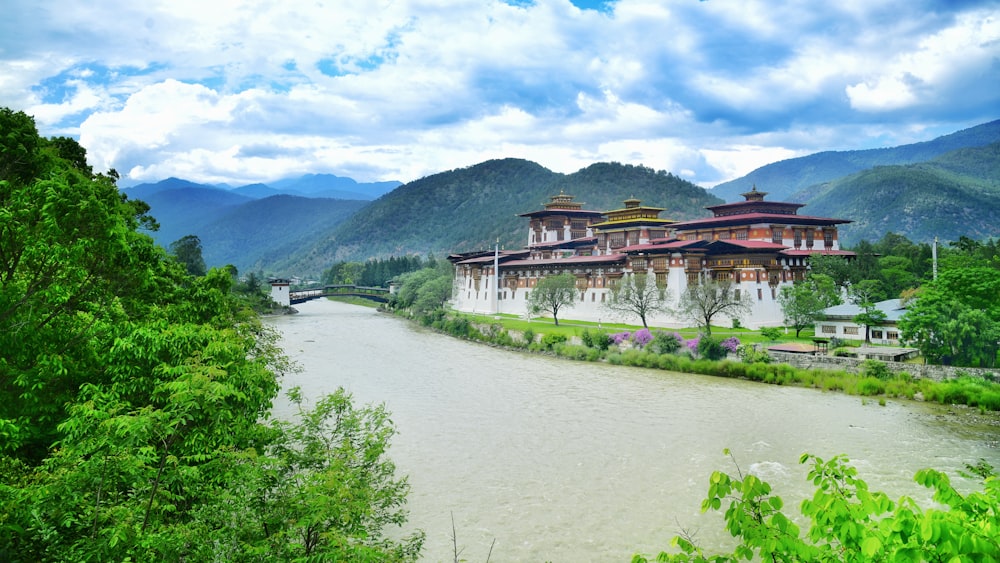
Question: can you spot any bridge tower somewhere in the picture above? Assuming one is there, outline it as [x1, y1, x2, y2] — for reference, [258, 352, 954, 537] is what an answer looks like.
[269, 278, 291, 307]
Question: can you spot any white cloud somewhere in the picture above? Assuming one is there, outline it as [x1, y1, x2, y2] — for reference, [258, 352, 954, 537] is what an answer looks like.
[3, 0, 997, 188]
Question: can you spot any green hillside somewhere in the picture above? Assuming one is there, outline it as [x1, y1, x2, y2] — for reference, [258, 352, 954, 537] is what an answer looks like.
[804, 142, 1000, 244]
[712, 119, 1000, 202]
[275, 159, 722, 275]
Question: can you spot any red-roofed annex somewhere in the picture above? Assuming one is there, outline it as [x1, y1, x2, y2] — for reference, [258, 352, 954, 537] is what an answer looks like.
[448, 187, 854, 328]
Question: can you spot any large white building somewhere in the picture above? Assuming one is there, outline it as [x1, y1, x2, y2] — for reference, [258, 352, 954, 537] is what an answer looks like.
[448, 187, 854, 329]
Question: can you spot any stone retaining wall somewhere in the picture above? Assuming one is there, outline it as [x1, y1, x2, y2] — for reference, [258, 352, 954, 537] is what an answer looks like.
[768, 352, 999, 382]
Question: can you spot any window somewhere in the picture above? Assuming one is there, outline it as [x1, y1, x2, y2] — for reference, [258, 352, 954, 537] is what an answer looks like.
[871, 330, 883, 339]
[719, 231, 731, 240]
[757, 288, 763, 300]
[844, 326, 859, 335]
[735, 230, 748, 240]
[824, 231, 834, 248]
[793, 231, 802, 247]
[805, 230, 814, 248]
[771, 228, 783, 244]
[822, 325, 836, 334]
[655, 272, 667, 287]
[887, 331, 899, 340]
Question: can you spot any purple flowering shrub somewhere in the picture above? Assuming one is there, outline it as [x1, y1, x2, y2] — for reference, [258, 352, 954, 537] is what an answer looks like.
[611, 332, 631, 345]
[685, 338, 700, 354]
[721, 337, 740, 354]
[632, 328, 653, 347]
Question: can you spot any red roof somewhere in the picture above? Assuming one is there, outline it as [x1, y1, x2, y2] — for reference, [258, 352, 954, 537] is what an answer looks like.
[501, 254, 627, 268]
[780, 249, 857, 257]
[670, 212, 851, 229]
[528, 236, 597, 250]
[620, 239, 705, 252]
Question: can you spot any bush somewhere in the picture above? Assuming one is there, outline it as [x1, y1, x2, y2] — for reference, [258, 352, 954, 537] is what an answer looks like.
[721, 336, 740, 354]
[860, 359, 893, 380]
[581, 329, 611, 350]
[737, 344, 771, 364]
[540, 333, 567, 350]
[521, 328, 535, 347]
[632, 328, 654, 348]
[648, 331, 682, 355]
[697, 337, 728, 361]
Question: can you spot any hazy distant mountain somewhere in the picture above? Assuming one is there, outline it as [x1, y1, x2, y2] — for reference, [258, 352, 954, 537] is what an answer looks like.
[799, 142, 1000, 245]
[121, 180, 369, 273]
[267, 173, 401, 200]
[272, 159, 723, 275]
[128, 186, 253, 248]
[712, 119, 1000, 202]
[198, 195, 369, 274]
[128, 173, 402, 201]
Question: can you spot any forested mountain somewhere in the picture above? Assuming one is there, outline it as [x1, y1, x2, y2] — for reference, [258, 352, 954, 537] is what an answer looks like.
[801, 142, 1000, 244]
[712, 119, 1000, 202]
[272, 159, 722, 275]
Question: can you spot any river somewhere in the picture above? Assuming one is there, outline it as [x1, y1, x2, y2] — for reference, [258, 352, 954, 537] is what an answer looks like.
[266, 299, 1000, 562]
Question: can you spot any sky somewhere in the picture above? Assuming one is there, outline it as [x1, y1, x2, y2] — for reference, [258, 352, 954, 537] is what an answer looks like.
[2, 0, 998, 189]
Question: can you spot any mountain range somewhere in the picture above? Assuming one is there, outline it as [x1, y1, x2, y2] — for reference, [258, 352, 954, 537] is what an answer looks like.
[122, 120, 1000, 278]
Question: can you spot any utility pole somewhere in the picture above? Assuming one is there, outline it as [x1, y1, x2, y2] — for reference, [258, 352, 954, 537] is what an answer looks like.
[492, 238, 500, 315]
[932, 236, 938, 280]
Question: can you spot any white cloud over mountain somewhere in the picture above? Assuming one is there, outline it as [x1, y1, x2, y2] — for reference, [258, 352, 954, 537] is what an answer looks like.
[2, 0, 997, 187]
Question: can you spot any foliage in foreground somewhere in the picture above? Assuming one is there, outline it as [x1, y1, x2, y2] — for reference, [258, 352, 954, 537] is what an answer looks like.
[633, 451, 999, 562]
[0, 107, 420, 561]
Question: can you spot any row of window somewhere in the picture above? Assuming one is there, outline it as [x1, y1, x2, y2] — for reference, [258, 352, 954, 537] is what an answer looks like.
[819, 325, 899, 340]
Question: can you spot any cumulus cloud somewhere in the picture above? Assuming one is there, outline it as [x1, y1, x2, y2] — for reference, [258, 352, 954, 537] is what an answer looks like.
[2, 0, 997, 188]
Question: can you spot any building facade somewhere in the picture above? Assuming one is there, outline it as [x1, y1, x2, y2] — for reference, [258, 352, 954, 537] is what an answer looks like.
[449, 187, 854, 329]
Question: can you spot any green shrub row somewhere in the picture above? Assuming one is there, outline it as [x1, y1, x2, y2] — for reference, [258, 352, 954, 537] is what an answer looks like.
[407, 310, 1000, 412]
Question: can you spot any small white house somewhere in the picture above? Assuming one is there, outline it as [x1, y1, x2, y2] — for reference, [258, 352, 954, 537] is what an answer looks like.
[815, 298, 907, 344]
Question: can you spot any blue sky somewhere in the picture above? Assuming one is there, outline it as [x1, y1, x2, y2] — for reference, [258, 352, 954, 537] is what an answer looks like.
[1, 0, 998, 188]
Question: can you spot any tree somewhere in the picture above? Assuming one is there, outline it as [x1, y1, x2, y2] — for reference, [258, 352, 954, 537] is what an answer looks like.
[778, 274, 842, 338]
[849, 281, 888, 344]
[899, 286, 1000, 367]
[169, 234, 207, 276]
[391, 260, 454, 313]
[0, 107, 423, 561]
[633, 451, 1000, 562]
[527, 273, 577, 326]
[677, 279, 752, 336]
[604, 272, 670, 328]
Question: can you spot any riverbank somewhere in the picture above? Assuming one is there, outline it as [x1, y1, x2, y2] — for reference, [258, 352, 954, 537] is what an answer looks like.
[393, 305, 1000, 414]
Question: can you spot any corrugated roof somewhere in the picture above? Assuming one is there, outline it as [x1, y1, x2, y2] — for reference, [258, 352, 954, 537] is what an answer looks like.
[821, 298, 907, 322]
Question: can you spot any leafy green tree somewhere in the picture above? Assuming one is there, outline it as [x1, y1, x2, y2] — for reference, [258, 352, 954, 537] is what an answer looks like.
[391, 260, 453, 313]
[846, 279, 888, 344]
[778, 274, 841, 338]
[603, 272, 670, 328]
[677, 279, 752, 336]
[0, 107, 423, 561]
[527, 272, 577, 326]
[634, 451, 1000, 563]
[900, 287, 1000, 368]
[169, 234, 207, 276]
